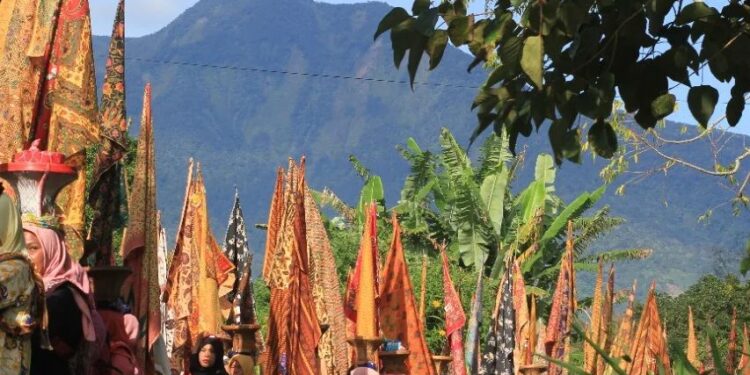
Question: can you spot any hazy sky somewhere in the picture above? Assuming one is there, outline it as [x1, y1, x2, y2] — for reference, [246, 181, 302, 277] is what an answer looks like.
[90, 0, 748, 134]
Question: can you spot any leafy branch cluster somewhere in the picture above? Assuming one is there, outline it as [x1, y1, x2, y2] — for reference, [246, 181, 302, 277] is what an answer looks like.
[375, 0, 750, 163]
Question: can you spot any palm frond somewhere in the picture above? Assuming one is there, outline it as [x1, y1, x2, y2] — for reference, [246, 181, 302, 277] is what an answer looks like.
[348, 154, 371, 181]
[314, 187, 356, 223]
[573, 206, 625, 254]
[580, 248, 653, 264]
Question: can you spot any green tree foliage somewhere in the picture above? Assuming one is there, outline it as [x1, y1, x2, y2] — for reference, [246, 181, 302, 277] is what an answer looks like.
[656, 275, 750, 365]
[374, 0, 750, 162]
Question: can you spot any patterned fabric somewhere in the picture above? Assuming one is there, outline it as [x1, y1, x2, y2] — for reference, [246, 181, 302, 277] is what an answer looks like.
[464, 272, 482, 373]
[304, 188, 348, 374]
[597, 265, 615, 375]
[739, 324, 750, 375]
[606, 280, 637, 375]
[439, 246, 466, 375]
[263, 159, 322, 375]
[164, 161, 236, 371]
[92, 0, 127, 178]
[379, 213, 436, 375]
[85, 0, 127, 264]
[686, 306, 698, 369]
[511, 261, 529, 373]
[121, 83, 164, 373]
[0, 194, 45, 375]
[480, 265, 514, 375]
[36, 0, 99, 261]
[584, 260, 604, 373]
[345, 203, 380, 340]
[156, 217, 175, 359]
[0, 0, 59, 163]
[627, 282, 670, 375]
[224, 189, 249, 282]
[230, 253, 265, 355]
[727, 309, 738, 374]
[544, 221, 576, 375]
[261, 168, 284, 283]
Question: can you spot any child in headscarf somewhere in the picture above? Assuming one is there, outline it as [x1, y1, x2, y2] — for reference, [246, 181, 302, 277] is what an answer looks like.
[190, 336, 228, 375]
[0, 188, 46, 375]
[23, 223, 100, 375]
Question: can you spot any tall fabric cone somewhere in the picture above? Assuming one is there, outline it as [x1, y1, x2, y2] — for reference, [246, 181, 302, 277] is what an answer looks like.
[464, 271, 483, 373]
[525, 295, 537, 366]
[480, 263, 514, 375]
[121, 83, 162, 372]
[584, 259, 605, 373]
[727, 308, 738, 373]
[379, 213, 436, 374]
[164, 161, 236, 371]
[512, 261, 529, 374]
[627, 282, 670, 375]
[545, 221, 577, 375]
[229, 255, 265, 354]
[304, 188, 349, 373]
[419, 254, 428, 324]
[345, 203, 380, 339]
[686, 306, 699, 369]
[606, 280, 637, 375]
[224, 189, 250, 300]
[440, 244, 467, 375]
[262, 168, 285, 283]
[0, 0, 60, 162]
[597, 264, 615, 375]
[86, 0, 128, 264]
[35, 0, 100, 261]
[739, 324, 750, 375]
[263, 159, 322, 374]
[156, 214, 175, 359]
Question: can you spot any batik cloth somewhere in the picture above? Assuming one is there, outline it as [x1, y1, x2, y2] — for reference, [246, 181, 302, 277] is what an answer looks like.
[0, 194, 45, 375]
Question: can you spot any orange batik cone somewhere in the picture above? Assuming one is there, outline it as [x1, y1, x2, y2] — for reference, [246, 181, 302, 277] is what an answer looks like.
[379, 213, 436, 374]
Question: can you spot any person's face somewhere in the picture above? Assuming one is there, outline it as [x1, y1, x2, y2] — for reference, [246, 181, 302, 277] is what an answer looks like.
[23, 231, 44, 273]
[228, 360, 243, 375]
[198, 343, 216, 368]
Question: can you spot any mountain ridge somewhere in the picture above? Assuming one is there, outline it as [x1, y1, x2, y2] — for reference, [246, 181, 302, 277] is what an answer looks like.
[92, 0, 749, 293]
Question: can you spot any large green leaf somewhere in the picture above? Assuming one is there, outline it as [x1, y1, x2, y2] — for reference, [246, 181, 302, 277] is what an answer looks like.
[357, 175, 385, 224]
[426, 30, 448, 70]
[374, 8, 411, 40]
[534, 153, 556, 192]
[651, 93, 676, 120]
[687, 85, 719, 127]
[480, 166, 509, 237]
[726, 95, 745, 127]
[521, 35, 544, 88]
[675, 2, 719, 25]
[515, 180, 546, 223]
[458, 221, 490, 270]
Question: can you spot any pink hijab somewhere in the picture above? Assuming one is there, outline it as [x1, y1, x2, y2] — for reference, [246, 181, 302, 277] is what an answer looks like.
[24, 225, 96, 342]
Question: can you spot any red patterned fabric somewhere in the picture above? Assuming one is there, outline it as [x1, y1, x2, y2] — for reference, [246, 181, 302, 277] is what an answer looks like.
[440, 246, 466, 375]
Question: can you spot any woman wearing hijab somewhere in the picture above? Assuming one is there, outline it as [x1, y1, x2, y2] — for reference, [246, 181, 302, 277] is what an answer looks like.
[23, 223, 99, 375]
[0, 188, 46, 375]
[190, 336, 228, 375]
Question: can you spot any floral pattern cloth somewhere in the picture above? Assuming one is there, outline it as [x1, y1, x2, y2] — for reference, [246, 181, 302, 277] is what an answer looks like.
[0, 256, 39, 375]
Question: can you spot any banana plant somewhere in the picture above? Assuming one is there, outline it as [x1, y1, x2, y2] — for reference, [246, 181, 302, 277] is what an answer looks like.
[394, 128, 650, 287]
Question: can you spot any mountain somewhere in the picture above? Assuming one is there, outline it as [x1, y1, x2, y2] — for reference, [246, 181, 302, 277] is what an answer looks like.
[92, 0, 749, 294]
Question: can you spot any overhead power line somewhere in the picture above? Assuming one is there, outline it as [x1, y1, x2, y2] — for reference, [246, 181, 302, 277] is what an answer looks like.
[124, 56, 481, 89]
[125, 56, 747, 107]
